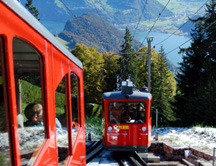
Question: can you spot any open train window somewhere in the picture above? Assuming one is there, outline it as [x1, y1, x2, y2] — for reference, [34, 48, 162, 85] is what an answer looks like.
[13, 37, 45, 166]
[109, 102, 146, 124]
[70, 73, 80, 147]
[0, 37, 11, 165]
[55, 76, 68, 165]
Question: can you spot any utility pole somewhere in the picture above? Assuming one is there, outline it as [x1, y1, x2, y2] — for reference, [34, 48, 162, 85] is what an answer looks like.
[147, 37, 153, 93]
[101, 37, 153, 91]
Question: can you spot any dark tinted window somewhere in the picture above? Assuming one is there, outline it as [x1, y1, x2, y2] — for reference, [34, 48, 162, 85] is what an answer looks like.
[109, 102, 146, 123]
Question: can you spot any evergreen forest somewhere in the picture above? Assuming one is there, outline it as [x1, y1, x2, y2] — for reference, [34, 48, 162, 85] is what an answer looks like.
[174, 0, 216, 127]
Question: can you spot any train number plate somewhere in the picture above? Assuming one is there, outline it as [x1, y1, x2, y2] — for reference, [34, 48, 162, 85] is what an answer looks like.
[118, 125, 129, 130]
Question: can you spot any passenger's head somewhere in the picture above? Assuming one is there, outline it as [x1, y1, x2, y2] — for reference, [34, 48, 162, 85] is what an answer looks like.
[24, 103, 43, 122]
[136, 104, 141, 109]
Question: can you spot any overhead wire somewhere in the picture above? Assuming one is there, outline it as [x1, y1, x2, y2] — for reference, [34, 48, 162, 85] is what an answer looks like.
[132, 0, 148, 40]
[165, 38, 192, 56]
[90, 0, 111, 35]
[60, 0, 77, 19]
[164, 19, 216, 56]
[154, 0, 210, 47]
[89, 0, 121, 52]
[139, 0, 170, 48]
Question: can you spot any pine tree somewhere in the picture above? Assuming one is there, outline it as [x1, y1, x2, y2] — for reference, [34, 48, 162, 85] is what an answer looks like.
[137, 46, 176, 126]
[118, 27, 138, 86]
[204, 0, 216, 81]
[151, 45, 176, 126]
[25, 0, 40, 21]
[174, 0, 216, 126]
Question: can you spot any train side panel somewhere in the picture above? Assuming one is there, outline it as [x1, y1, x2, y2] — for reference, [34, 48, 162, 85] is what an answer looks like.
[0, 1, 85, 165]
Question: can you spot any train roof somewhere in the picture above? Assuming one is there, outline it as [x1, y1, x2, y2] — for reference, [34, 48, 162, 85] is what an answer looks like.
[2, 0, 83, 69]
[103, 80, 152, 100]
[103, 91, 152, 100]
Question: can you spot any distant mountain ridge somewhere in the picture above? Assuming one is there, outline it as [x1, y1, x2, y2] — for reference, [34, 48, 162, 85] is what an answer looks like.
[30, 0, 174, 25]
[57, 13, 141, 53]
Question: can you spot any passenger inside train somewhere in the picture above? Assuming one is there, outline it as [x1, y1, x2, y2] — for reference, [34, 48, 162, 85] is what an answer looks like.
[24, 103, 62, 128]
[24, 103, 43, 127]
[136, 103, 146, 123]
[110, 102, 123, 123]
[109, 102, 146, 123]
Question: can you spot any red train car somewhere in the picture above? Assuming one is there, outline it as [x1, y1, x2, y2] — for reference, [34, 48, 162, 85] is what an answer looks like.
[0, 0, 85, 165]
[102, 80, 152, 151]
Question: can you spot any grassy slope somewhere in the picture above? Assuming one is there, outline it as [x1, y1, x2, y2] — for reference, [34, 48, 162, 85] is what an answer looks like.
[157, 0, 206, 15]
[55, 36, 70, 49]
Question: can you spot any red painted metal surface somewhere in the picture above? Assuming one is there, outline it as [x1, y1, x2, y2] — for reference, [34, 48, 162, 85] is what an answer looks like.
[0, 1, 86, 165]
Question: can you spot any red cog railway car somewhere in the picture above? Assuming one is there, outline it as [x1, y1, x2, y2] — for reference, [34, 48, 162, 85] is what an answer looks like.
[102, 80, 152, 151]
[0, 0, 85, 165]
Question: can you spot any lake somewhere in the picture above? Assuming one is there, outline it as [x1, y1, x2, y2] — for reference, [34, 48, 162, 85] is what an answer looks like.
[41, 20, 191, 67]
[134, 31, 191, 67]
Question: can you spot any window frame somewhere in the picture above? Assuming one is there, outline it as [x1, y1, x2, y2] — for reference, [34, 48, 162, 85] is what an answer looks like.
[12, 36, 47, 165]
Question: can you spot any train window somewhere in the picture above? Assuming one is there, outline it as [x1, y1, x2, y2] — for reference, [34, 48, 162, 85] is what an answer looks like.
[13, 37, 45, 166]
[0, 37, 11, 165]
[109, 102, 146, 124]
[70, 73, 80, 147]
[55, 76, 68, 164]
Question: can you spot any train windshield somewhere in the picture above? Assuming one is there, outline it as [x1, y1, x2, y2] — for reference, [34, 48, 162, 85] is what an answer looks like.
[109, 102, 146, 124]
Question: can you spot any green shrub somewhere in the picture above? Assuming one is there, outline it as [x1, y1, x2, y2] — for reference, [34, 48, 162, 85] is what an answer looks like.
[0, 152, 10, 165]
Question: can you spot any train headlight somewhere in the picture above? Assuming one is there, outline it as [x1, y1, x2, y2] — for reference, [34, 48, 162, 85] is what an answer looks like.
[142, 126, 147, 132]
[108, 126, 113, 131]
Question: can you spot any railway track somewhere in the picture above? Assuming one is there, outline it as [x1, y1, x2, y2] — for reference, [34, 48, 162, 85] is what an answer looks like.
[86, 140, 104, 163]
[112, 151, 148, 166]
[86, 141, 169, 165]
[86, 141, 214, 166]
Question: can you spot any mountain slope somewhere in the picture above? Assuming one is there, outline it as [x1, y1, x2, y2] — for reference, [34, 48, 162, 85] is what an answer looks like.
[57, 13, 141, 52]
